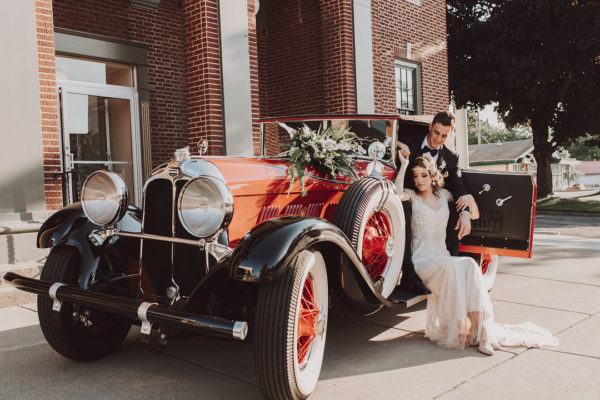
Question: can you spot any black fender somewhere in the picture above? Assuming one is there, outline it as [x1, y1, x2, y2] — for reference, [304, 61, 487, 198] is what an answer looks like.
[229, 216, 393, 312]
[37, 202, 142, 290]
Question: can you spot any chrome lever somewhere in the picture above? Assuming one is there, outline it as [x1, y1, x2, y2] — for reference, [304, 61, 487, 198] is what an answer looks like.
[496, 195, 513, 207]
[478, 184, 491, 195]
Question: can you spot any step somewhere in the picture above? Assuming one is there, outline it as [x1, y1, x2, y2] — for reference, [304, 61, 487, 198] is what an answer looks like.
[0, 262, 44, 308]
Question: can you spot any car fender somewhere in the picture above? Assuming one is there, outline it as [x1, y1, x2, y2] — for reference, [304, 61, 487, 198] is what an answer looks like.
[36, 203, 142, 290]
[229, 216, 393, 311]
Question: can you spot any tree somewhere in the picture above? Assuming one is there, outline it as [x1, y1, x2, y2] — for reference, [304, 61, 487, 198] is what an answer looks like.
[467, 108, 532, 145]
[447, 0, 600, 197]
[568, 136, 600, 161]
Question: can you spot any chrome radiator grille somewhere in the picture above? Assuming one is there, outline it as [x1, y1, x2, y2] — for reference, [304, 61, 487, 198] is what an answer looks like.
[141, 177, 204, 298]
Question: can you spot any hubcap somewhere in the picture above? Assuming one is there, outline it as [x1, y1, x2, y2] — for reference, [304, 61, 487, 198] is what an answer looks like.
[362, 211, 392, 280]
[297, 276, 320, 366]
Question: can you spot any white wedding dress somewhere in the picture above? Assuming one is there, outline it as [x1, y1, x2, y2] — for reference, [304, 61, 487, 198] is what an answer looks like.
[406, 188, 559, 350]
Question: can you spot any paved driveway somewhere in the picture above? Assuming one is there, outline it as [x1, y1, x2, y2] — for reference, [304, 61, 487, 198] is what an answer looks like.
[1, 233, 599, 399]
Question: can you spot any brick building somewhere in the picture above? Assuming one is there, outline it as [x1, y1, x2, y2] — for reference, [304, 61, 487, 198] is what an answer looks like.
[0, 0, 449, 222]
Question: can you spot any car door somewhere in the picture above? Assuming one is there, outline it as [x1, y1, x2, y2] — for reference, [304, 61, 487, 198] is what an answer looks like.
[459, 170, 536, 258]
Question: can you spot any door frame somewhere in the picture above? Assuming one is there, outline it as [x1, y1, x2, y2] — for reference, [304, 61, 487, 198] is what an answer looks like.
[58, 80, 143, 206]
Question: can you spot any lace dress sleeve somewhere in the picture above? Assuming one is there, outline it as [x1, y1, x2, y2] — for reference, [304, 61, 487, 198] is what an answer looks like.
[403, 188, 417, 203]
[441, 188, 453, 202]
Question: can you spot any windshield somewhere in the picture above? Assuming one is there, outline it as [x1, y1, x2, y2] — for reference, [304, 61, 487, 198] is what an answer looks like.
[261, 119, 396, 163]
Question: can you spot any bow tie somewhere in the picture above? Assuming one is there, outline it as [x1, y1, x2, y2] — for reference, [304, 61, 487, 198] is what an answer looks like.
[422, 146, 439, 157]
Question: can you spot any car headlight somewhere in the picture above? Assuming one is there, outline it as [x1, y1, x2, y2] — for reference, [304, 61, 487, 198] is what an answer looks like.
[81, 170, 129, 226]
[178, 176, 233, 238]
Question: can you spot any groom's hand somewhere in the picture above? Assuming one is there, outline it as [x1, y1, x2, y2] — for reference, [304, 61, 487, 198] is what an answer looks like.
[455, 213, 472, 239]
[456, 194, 474, 212]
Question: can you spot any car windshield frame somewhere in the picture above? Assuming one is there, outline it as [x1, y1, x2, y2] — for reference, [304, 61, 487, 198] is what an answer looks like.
[259, 115, 410, 169]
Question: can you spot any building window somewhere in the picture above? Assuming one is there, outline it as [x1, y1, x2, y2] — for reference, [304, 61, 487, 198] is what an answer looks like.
[395, 59, 421, 115]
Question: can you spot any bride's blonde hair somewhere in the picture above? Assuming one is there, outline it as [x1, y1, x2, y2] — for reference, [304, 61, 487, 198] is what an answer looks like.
[412, 156, 444, 196]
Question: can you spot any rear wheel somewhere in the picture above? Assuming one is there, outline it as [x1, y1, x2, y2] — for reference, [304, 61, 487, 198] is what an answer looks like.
[254, 249, 328, 400]
[332, 177, 405, 297]
[38, 246, 132, 361]
[480, 254, 498, 291]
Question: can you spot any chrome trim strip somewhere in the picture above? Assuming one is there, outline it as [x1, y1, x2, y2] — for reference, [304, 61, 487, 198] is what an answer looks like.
[49, 282, 66, 312]
[117, 231, 204, 247]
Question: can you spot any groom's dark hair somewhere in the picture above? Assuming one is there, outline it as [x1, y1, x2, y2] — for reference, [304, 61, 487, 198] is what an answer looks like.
[431, 111, 455, 127]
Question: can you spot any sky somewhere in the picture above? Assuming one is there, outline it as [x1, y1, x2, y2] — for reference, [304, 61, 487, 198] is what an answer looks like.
[478, 103, 503, 128]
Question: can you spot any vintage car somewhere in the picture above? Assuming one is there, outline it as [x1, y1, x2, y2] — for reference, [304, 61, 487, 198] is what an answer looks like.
[3, 115, 536, 400]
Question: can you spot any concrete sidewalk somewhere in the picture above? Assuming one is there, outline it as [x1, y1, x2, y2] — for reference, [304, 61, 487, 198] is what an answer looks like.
[1, 233, 599, 399]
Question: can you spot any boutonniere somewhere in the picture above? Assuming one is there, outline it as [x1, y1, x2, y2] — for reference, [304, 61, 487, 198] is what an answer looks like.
[442, 171, 449, 178]
[439, 158, 446, 171]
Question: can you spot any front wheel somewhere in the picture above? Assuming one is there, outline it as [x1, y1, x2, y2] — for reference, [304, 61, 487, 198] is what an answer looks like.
[38, 246, 132, 361]
[254, 249, 328, 400]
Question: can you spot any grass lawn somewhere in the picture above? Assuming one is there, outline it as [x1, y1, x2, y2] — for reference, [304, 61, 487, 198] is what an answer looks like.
[537, 191, 600, 213]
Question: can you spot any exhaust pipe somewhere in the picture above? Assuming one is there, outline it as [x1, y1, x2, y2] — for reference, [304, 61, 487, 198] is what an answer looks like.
[3, 272, 248, 341]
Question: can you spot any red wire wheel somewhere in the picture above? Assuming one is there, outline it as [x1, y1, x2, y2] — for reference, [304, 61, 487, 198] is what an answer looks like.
[361, 210, 392, 281]
[481, 254, 492, 275]
[297, 276, 320, 366]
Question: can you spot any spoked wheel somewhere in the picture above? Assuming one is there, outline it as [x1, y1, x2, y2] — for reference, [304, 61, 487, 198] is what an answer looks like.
[480, 253, 499, 291]
[255, 249, 328, 400]
[38, 246, 132, 361]
[333, 177, 405, 297]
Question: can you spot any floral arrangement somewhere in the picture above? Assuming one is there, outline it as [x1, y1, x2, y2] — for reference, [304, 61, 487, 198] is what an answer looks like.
[279, 122, 365, 195]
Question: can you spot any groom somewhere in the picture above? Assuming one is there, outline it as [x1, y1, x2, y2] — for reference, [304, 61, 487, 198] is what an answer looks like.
[397, 111, 474, 249]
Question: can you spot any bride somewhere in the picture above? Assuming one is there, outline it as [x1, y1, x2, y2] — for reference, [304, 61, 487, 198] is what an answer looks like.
[398, 156, 558, 355]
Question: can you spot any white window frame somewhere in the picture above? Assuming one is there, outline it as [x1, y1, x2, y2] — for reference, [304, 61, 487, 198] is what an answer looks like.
[395, 59, 422, 115]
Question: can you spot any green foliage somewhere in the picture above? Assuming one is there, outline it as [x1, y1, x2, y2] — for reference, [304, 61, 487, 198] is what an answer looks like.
[537, 196, 600, 214]
[279, 123, 365, 195]
[447, 0, 600, 196]
[467, 108, 532, 145]
[566, 136, 600, 161]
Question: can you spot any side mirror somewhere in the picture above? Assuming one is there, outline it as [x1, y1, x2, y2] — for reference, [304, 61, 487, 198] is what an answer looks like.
[198, 139, 208, 155]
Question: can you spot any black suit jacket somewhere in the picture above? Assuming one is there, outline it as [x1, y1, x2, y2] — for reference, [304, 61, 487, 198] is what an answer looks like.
[402, 131, 468, 200]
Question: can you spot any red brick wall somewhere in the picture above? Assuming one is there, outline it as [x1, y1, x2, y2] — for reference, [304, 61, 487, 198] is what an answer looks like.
[371, 0, 449, 115]
[319, 0, 355, 114]
[52, 0, 188, 165]
[181, 0, 224, 156]
[257, 0, 324, 117]
[36, 0, 61, 211]
[256, 0, 358, 118]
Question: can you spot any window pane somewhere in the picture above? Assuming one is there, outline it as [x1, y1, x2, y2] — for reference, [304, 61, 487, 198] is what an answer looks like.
[56, 56, 133, 87]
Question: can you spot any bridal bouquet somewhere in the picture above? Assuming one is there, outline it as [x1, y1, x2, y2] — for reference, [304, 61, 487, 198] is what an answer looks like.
[279, 122, 365, 195]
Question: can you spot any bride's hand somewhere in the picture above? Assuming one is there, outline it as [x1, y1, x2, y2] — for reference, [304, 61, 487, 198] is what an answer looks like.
[455, 213, 472, 239]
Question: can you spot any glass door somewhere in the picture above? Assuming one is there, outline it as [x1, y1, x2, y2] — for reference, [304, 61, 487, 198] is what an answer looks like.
[60, 83, 142, 205]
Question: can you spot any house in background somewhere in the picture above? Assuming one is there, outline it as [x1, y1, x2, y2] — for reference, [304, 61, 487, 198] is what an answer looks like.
[468, 139, 535, 172]
[468, 139, 582, 191]
[575, 161, 600, 189]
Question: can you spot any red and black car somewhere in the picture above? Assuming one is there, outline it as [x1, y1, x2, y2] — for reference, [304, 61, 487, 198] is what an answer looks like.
[3, 115, 536, 400]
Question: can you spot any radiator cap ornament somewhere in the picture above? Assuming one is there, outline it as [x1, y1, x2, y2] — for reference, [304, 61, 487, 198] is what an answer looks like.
[198, 139, 208, 155]
[175, 146, 190, 162]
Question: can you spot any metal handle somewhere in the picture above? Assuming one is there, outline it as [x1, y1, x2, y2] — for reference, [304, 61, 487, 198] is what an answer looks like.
[478, 184, 491, 195]
[496, 195, 513, 206]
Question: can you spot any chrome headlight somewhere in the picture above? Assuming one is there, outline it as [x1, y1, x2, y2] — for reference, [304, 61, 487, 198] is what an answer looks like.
[81, 170, 129, 226]
[178, 176, 233, 238]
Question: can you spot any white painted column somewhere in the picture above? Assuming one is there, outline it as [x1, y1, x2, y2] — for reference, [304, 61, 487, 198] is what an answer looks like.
[454, 108, 470, 169]
[353, 0, 375, 114]
[219, 0, 253, 156]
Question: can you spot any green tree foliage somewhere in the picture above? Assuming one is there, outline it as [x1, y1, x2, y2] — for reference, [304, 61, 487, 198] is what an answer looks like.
[467, 109, 532, 145]
[447, 0, 600, 197]
[568, 136, 600, 161]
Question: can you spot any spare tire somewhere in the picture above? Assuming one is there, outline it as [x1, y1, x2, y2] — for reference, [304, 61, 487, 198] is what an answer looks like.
[332, 177, 405, 298]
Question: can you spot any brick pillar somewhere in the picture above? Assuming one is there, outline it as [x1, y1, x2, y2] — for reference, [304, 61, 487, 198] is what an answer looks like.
[182, 0, 224, 155]
[247, 0, 262, 155]
[36, 0, 61, 210]
[319, 0, 356, 114]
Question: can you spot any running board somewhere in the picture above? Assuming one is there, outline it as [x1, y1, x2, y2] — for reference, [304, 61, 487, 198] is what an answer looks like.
[387, 287, 429, 309]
